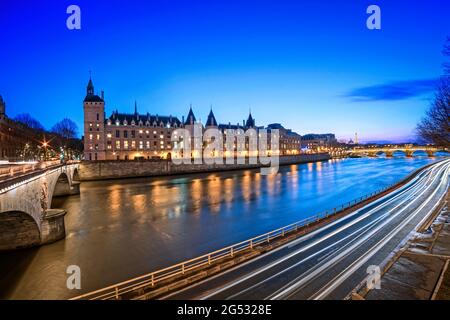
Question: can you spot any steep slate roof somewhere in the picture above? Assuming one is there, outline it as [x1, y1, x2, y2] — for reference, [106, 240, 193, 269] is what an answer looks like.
[245, 112, 255, 128]
[84, 95, 104, 103]
[84, 78, 104, 103]
[218, 123, 246, 131]
[185, 106, 196, 125]
[206, 109, 218, 127]
[107, 111, 182, 127]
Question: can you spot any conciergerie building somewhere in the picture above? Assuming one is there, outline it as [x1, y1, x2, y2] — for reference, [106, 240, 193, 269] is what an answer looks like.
[83, 78, 301, 161]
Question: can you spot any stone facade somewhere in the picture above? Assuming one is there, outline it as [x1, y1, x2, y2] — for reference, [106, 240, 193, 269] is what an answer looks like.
[0, 95, 42, 161]
[78, 153, 330, 181]
[83, 78, 302, 161]
[0, 163, 80, 251]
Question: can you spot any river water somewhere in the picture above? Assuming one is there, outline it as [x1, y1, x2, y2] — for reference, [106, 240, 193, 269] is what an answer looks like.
[0, 155, 447, 299]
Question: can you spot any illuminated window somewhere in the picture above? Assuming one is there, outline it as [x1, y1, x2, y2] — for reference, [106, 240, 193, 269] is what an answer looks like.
[115, 141, 120, 149]
[124, 141, 129, 149]
[89, 134, 93, 140]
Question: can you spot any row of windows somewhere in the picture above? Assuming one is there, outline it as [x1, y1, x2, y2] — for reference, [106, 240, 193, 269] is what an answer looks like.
[108, 130, 174, 139]
[107, 120, 178, 128]
[108, 140, 172, 150]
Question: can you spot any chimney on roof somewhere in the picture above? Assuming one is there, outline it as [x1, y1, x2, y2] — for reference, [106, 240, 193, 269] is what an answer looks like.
[101, 90, 104, 100]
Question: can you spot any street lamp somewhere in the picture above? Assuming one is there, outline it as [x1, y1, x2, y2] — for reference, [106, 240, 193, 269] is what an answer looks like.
[42, 141, 48, 161]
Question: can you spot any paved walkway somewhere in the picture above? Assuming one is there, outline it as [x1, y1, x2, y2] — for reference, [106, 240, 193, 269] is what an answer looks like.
[355, 191, 450, 300]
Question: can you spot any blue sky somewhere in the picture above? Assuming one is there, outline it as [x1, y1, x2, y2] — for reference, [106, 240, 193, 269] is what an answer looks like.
[0, 0, 449, 142]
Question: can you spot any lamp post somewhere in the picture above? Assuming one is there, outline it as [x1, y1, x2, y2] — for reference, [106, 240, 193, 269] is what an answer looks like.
[42, 142, 48, 161]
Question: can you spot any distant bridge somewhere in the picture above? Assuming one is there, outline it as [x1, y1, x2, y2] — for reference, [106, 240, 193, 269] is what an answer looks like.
[348, 146, 448, 158]
[0, 161, 80, 251]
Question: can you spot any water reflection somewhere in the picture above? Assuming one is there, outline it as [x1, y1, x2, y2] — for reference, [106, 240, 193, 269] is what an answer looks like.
[0, 156, 447, 299]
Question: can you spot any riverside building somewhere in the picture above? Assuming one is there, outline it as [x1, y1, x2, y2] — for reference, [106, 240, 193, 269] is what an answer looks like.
[83, 78, 302, 161]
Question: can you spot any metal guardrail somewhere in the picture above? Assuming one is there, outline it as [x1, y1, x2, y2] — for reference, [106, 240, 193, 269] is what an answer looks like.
[71, 183, 397, 300]
[0, 160, 80, 194]
[0, 160, 61, 180]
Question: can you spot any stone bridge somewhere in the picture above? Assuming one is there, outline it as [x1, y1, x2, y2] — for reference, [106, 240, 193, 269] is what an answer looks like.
[348, 146, 448, 158]
[0, 162, 80, 251]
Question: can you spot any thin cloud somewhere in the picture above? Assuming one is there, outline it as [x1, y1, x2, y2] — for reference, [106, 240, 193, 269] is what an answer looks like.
[345, 78, 439, 102]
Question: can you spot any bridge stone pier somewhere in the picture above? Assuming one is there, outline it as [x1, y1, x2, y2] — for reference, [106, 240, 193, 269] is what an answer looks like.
[0, 163, 80, 251]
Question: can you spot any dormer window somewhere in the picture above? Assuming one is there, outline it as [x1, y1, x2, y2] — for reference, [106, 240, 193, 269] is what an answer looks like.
[116, 120, 120, 126]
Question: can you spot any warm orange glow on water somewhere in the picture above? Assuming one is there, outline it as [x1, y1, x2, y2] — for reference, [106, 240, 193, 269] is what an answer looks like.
[2, 157, 442, 299]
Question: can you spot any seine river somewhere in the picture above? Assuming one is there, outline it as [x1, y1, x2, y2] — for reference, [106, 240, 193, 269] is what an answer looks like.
[0, 155, 447, 299]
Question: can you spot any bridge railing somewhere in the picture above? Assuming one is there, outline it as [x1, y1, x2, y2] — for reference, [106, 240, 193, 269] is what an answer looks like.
[0, 160, 68, 180]
[71, 182, 397, 300]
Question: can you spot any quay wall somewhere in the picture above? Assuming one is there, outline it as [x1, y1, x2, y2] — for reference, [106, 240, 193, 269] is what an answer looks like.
[79, 153, 331, 181]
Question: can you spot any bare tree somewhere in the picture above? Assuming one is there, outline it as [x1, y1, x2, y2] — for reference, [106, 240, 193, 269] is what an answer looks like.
[14, 113, 45, 131]
[416, 38, 450, 147]
[51, 118, 79, 160]
[416, 78, 450, 146]
[51, 118, 78, 139]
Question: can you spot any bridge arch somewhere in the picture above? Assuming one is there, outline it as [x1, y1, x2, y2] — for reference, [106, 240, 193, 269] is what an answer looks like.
[0, 163, 80, 251]
[0, 211, 41, 251]
[411, 150, 429, 157]
[73, 168, 80, 182]
[50, 172, 71, 203]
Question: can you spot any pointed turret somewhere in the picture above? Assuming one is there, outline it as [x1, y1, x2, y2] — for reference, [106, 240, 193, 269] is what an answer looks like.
[206, 107, 218, 127]
[185, 105, 196, 125]
[245, 111, 255, 128]
[0, 95, 5, 116]
[84, 75, 104, 102]
[87, 77, 94, 96]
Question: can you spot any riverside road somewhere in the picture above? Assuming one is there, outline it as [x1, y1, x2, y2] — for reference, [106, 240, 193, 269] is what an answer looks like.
[164, 159, 450, 300]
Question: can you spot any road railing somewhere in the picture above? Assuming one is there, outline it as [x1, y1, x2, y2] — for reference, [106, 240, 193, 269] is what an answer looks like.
[0, 160, 80, 194]
[71, 181, 400, 301]
[0, 160, 63, 180]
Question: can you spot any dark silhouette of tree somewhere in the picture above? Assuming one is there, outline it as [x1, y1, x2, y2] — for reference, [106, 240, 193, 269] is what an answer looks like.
[51, 118, 80, 160]
[416, 38, 450, 147]
[14, 113, 45, 131]
[417, 78, 450, 146]
[51, 118, 78, 139]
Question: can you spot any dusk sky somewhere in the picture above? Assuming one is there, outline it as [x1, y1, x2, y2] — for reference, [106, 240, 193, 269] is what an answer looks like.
[0, 0, 449, 142]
